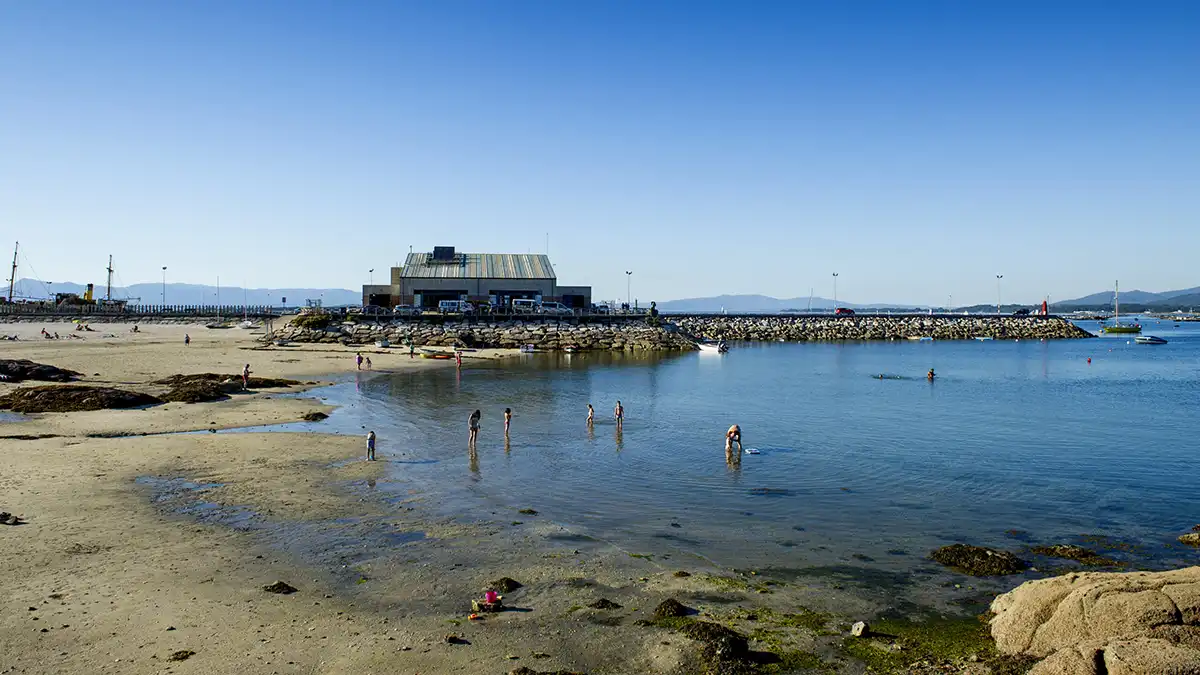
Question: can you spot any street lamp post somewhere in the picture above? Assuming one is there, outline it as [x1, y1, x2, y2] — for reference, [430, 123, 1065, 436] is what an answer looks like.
[832, 273, 838, 313]
[625, 271, 632, 310]
[996, 274, 1003, 314]
[368, 269, 374, 285]
[162, 266, 167, 306]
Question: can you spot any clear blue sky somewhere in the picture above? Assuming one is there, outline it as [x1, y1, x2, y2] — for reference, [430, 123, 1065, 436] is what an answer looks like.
[3, 1, 1197, 305]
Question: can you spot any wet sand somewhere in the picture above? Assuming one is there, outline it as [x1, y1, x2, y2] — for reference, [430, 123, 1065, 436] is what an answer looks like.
[1, 323, 1000, 674]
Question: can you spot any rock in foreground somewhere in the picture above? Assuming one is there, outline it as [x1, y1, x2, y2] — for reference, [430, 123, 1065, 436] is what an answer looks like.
[0, 385, 163, 413]
[931, 544, 1027, 576]
[990, 566, 1200, 674]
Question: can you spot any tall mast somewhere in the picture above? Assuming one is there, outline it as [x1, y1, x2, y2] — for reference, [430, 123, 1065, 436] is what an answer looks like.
[7, 242, 16, 302]
[1114, 280, 1119, 321]
[106, 255, 114, 301]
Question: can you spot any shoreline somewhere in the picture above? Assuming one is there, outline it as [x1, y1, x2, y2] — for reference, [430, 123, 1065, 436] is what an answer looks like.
[0, 325, 1186, 674]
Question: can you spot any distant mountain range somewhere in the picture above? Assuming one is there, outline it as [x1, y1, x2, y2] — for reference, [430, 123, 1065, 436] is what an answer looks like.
[7, 279, 360, 307]
[656, 294, 920, 313]
[1057, 286, 1200, 307]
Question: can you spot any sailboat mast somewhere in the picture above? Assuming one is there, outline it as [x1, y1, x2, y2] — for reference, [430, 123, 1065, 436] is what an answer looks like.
[106, 255, 114, 301]
[7, 242, 17, 302]
[217, 276, 221, 321]
[1114, 280, 1119, 321]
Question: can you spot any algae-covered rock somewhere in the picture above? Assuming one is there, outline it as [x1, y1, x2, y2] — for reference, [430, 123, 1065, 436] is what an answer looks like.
[0, 359, 81, 383]
[0, 385, 163, 413]
[301, 411, 329, 421]
[487, 577, 522, 593]
[653, 598, 692, 619]
[588, 598, 622, 610]
[931, 544, 1027, 576]
[1031, 544, 1120, 566]
[1179, 533, 1200, 546]
[262, 581, 298, 594]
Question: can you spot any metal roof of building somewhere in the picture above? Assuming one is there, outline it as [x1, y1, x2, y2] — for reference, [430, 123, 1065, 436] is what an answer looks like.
[400, 253, 556, 280]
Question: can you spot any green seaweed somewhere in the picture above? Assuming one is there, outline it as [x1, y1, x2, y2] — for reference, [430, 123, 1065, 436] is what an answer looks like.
[627, 552, 654, 560]
[762, 650, 832, 673]
[838, 614, 1022, 674]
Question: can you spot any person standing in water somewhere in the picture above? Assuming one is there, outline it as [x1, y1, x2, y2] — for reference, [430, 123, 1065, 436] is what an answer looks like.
[455, 351, 462, 369]
[365, 356, 372, 370]
[366, 430, 376, 461]
[587, 403, 594, 425]
[468, 409, 481, 445]
[614, 400, 624, 427]
[356, 352, 364, 370]
[242, 363, 252, 390]
[725, 424, 742, 453]
[927, 368, 936, 381]
[504, 408, 512, 436]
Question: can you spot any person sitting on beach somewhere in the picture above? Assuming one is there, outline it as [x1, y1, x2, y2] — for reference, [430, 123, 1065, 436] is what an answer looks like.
[468, 409, 481, 445]
[366, 431, 376, 461]
[927, 368, 936, 381]
[725, 424, 742, 452]
[130, 325, 138, 333]
[587, 403, 594, 425]
[614, 400, 624, 426]
[504, 407, 512, 435]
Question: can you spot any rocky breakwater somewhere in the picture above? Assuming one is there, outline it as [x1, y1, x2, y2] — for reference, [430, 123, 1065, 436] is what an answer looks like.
[265, 318, 699, 352]
[674, 315, 1093, 341]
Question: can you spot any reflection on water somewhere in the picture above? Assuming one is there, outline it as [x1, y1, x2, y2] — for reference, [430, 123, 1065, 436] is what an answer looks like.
[265, 324, 1200, 574]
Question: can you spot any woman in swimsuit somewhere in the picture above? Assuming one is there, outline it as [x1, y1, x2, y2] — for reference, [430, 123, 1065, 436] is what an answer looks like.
[468, 409, 481, 445]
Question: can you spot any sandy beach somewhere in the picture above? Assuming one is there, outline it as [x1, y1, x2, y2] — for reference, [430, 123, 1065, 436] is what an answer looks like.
[0, 323, 1042, 674]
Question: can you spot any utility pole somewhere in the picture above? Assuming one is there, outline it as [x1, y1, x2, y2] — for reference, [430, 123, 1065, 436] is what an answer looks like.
[625, 271, 632, 309]
[832, 273, 839, 313]
[7, 242, 17, 302]
[162, 266, 168, 306]
[996, 274, 1003, 314]
[106, 255, 114, 301]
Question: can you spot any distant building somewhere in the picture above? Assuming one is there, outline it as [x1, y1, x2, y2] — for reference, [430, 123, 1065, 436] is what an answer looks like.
[362, 246, 591, 310]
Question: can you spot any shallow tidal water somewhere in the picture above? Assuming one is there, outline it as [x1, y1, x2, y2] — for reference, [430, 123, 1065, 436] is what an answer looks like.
[239, 318, 1200, 585]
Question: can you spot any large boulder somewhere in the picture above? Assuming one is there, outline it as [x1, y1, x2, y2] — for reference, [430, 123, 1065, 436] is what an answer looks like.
[991, 567, 1200, 674]
[0, 359, 81, 383]
[0, 385, 163, 413]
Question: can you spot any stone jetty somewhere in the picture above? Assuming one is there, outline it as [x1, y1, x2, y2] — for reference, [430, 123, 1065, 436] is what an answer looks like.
[264, 315, 1092, 350]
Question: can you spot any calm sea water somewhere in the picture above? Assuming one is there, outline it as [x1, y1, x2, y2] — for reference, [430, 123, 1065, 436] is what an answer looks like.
[276, 318, 1200, 573]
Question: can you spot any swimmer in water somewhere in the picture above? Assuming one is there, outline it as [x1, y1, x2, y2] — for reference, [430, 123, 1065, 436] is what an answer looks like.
[927, 368, 936, 381]
[725, 424, 742, 452]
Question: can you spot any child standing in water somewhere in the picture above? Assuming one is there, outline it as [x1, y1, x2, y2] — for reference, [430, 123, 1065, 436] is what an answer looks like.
[587, 403, 594, 425]
[366, 430, 376, 461]
[504, 408, 512, 436]
[468, 409, 481, 445]
[614, 400, 624, 427]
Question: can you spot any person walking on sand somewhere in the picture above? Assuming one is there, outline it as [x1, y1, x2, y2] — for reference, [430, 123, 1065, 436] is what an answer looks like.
[242, 363, 252, 390]
[366, 430, 376, 461]
[408, 342, 415, 359]
[587, 403, 594, 425]
[614, 400, 624, 427]
[356, 352, 364, 370]
[184, 333, 190, 346]
[504, 408, 512, 436]
[365, 356, 372, 370]
[468, 409, 481, 445]
[725, 424, 743, 453]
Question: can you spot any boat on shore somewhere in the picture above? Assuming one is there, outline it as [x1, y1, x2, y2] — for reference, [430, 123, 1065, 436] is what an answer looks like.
[1134, 335, 1168, 345]
[421, 351, 453, 360]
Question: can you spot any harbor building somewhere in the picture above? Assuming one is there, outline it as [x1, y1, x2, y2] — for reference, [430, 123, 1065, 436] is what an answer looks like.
[362, 246, 592, 310]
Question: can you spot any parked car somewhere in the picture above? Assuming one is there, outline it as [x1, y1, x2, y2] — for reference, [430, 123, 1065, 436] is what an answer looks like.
[392, 304, 419, 316]
[438, 300, 475, 314]
[591, 303, 611, 315]
[1013, 308, 1032, 316]
[834, 307, 855, 316]
[539, 301, 573, 315]
[512, 299, 540, 314]
[360, 305, 388, 316]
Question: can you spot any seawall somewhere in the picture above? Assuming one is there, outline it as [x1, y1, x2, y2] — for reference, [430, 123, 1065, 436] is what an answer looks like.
[264, 315, 1092, 350]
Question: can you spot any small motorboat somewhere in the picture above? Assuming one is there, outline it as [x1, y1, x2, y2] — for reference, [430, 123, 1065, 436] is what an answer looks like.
[421, 351, 454, 360]
[237, 320, 255, 329]
[974, 336, 994, 341]
[1134, 335, 1168, 345]
[697, 340, 728, 353]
